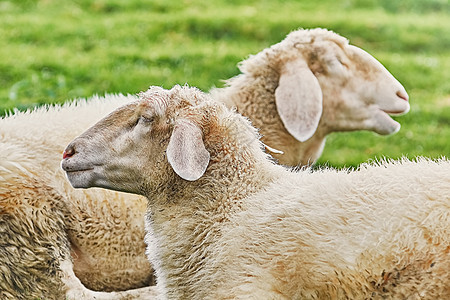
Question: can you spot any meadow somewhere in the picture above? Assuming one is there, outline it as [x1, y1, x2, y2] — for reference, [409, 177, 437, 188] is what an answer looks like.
[1, 0, 449, 167]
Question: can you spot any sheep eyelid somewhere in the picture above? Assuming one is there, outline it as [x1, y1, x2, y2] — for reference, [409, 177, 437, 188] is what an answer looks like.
[337, 57, 349, 68]
[131, 116, 155, 129]
[138, 116, 155, 124]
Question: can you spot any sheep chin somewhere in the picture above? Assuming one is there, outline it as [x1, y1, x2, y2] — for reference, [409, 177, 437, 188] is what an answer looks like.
[371, 110, 401, 135]
[64, 168, 96, 189]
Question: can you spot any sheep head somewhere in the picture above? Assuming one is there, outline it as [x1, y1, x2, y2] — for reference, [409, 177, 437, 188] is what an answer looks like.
[242, 28, 410, 141]
[61, 86, 215, 195]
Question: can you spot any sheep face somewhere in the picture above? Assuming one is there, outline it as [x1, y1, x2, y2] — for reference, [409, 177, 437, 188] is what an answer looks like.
[61, 86, 211, 195]
[272, 30, 410, 140]
[61, 100, 160, 194]
[312, 41, 409, 135]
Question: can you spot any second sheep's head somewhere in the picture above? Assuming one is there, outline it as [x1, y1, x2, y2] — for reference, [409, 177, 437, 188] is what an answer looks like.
[214, 28, 410, 166]
[270, 28, 410, 140]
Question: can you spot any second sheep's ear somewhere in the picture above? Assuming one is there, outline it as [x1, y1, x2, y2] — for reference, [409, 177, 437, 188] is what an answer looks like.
[275, 58, 323, 142]
[167, 119, 210, 181]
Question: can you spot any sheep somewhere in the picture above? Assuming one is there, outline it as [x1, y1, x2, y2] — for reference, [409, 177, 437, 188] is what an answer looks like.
[0, 94, 156, 299]
[62, 85, 450, 299]
[211, 28, 410, 166]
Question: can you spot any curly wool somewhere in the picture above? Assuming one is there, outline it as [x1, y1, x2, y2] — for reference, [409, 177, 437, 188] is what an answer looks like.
[0, 94, 154, 297]
[0, 169, 69, 299]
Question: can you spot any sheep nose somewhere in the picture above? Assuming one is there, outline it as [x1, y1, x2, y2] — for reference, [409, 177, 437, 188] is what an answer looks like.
[63, 146, 75, 159]
[396, 90, 409, 102]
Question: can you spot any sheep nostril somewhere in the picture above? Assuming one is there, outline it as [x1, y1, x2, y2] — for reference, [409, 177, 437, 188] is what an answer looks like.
[63, 147, 75, 159]
[396, 91, 409, 102]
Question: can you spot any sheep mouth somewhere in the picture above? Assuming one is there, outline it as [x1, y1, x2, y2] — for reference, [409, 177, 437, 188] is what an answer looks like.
[382, 110, 406, 116]
[380, 107, 410, 116]
[61, 161, 95, 173]
[65, 168, 94, 174]
[61, 159, 96, 173]
[62, 163, 95, 175]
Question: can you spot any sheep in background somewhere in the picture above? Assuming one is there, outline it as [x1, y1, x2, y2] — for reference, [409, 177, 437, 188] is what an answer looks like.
[0, 143, 70, 299]
[62, 85, 449, 299]
[0, 95, 155, 298]
[211, 28, 410, 166]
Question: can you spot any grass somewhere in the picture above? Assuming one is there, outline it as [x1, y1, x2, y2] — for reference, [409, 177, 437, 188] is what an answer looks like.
[1, 0, 449, 167]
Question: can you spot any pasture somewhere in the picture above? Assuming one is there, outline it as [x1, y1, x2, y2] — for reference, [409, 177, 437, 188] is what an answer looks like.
[0, 0, 449, 167]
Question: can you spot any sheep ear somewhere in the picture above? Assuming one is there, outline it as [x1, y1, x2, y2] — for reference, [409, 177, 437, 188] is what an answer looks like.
[275, 58, 323, 142]
[167, 119, 210, 181]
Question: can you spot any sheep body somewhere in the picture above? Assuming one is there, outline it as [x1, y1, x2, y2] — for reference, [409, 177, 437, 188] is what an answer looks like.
[62, 86, 449, 299]
[212, 158, 450, 299]
[0, 158, 69, 299]
[211, 28, 410, 166]
[0, 95, 153, 297]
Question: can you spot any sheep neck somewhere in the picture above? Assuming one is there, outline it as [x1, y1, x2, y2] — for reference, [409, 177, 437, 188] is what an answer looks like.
[144, 121, 280, 298]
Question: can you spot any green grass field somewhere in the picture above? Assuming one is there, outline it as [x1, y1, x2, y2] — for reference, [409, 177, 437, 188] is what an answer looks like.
[1, 0, 449, 167]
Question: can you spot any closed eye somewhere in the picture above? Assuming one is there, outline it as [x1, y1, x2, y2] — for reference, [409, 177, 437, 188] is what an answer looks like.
[139, 115, 155, 124]
[337, 56, 349, 69]
[339, 60, 349, 69]
[132, 115, 155, 128]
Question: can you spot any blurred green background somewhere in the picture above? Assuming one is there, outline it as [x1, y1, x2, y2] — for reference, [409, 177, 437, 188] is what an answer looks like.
[1, 0, 449, 167]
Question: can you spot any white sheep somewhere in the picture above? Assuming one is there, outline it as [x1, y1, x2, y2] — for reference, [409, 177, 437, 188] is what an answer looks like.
[62, 85, 450, 299]
[0, 95, 156, 299]
[211, 28, 410, 166]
